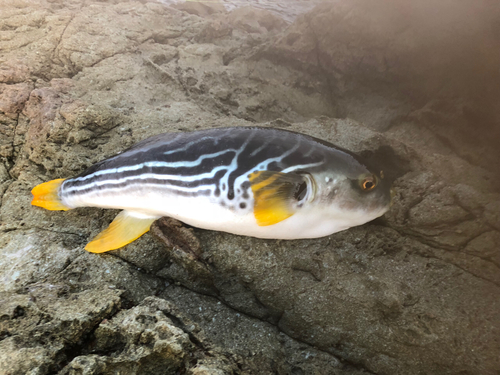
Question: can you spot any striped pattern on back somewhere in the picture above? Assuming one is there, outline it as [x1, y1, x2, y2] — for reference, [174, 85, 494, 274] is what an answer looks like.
[60, 127, 367, 207]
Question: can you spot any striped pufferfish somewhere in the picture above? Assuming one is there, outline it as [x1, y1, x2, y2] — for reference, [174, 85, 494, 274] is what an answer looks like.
[31, 127, 392, 253]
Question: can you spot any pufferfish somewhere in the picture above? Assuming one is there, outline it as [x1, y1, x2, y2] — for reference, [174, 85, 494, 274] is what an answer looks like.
[31, 127, 392, 253]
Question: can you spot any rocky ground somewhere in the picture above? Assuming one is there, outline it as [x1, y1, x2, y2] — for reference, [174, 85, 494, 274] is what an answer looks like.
[1, 0, 499, 374]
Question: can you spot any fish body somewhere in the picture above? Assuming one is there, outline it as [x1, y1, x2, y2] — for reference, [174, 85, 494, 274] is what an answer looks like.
[32, 127, 392, 252]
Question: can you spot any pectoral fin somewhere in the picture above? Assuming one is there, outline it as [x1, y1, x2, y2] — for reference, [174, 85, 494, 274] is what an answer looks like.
[85, 211, 158, 253]
[248, 171, 304, 226]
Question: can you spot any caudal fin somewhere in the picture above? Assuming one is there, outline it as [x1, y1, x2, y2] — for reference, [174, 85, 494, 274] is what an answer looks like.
[31, 179, 71, 211]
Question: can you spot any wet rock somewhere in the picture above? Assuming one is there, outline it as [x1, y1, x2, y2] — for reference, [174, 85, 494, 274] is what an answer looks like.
[195, 19, 234, 44]
[187, 227, 499, 375]
[0, 82, 33, 159]
[226, 6, 288, 34]
[162, 285, 369, 375]
[149, 218, 217, 295]
[265, 0, 500, 174]
[0, 82, 33, 118]
[0, 63, 31, 84]
[172, 0, 227, 17]
[0, 230, 78, 293]
[0, 284, 122, 374]
[0, 0, 499, 374]
[57, 297, 246, 374]
[60, 297, 230, 375]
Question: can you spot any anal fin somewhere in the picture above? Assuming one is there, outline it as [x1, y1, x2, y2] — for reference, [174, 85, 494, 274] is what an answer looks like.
[85, 211, 158, 253]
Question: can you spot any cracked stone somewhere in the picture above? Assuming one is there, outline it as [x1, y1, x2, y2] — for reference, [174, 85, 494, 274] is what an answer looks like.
[0, 0, 499, 374]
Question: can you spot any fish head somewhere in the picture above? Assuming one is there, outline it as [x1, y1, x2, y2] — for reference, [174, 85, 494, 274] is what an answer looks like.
[305, 165, 393, 229]
[248, 154, 392, 236]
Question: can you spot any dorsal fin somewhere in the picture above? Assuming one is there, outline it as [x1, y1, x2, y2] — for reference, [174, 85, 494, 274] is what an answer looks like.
[248, 171, 304, 226]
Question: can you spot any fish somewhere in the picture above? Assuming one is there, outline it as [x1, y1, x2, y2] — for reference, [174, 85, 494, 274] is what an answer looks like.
[31, 127, 392, 253]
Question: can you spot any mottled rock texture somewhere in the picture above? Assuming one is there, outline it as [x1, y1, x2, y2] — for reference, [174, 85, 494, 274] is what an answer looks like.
[1, 0, 499, 374]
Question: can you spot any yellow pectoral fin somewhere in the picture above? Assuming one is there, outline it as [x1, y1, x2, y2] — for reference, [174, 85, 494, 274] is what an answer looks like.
[253, 187, 294, 226]
[85, 211, 158, 253]
[31, 178, 70, 211]
[249, 171, 303, 226]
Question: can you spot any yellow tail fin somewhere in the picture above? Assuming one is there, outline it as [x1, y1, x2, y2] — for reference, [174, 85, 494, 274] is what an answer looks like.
[31, 178, 71, 211]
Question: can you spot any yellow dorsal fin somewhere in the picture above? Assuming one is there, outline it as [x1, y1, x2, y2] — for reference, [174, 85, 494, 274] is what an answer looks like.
[248, 171, 304, 226]
[85, 211, 158, 253]
[31, 179, 70, 211]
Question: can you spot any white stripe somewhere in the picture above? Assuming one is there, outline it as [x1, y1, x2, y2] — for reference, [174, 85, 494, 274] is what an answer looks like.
[249, 136, 274, 157]
[162, 135, 216, 155]
[233, 140, 303, 190]
[254, 140, 301, 170]
[63, 165, 231, 194]
[69, 149, 236, 184]
[217, 131, 255, 193]
[160, 129, 232, 156]
[280, 161, 324, 173]
[82, 182, 215, 195]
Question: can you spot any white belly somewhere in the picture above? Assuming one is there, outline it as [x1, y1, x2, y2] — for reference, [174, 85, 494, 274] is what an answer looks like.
[63, 188, 384, 240]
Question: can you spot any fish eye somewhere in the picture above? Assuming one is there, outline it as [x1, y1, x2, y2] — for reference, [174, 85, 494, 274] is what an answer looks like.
[359, 175, 377, 191]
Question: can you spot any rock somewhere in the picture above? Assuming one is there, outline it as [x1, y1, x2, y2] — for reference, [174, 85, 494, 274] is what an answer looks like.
[265, 0, 500, 174]
[0, 285, 122, 374]
[162, 285, 368, 375]
[60, 297, 238, 375]
[0, 82, 34, 158]
[0, 82, 33, 118]
[0, 63, 31, 84]
[226, 6, 288, 34]
[0, 230, 77, 293]
[171, 0, 227, 17]
[0, 0, 498, 374]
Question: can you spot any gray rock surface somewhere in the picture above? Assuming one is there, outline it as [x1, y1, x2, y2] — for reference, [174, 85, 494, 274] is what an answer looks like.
[1, 0, 499, 374]
[264, 0, 500, 172]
